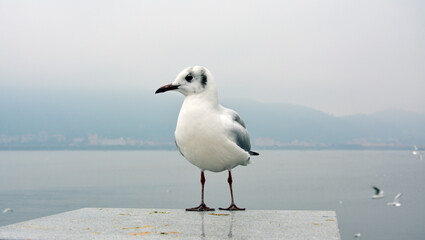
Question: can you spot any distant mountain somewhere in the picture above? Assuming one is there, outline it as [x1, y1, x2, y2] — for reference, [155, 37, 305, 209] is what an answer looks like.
[0, 88, 182, 141]
[1, 88, 424, 149]
[228, 100, 425, 146]
[341, 110, 425, 144]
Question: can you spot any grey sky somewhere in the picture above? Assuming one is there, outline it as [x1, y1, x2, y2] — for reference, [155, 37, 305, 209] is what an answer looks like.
[0, 0, 424, 116]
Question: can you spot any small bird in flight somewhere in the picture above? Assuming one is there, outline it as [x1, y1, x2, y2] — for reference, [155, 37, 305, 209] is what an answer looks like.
[387, 193, 402, 207]
[2, 208, 14, 214]
[371, 186, 384, 199]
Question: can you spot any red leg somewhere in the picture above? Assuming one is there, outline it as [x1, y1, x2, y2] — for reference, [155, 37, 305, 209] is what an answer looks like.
[186, 171, 214, 211]
[219, 170, 245, 211]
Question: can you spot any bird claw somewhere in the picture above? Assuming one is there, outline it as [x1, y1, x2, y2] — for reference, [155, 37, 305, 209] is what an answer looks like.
[219, 204, 245, 211]
[186, 203, 215, 211]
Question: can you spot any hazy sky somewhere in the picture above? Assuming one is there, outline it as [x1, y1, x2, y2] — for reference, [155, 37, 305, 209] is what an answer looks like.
[1, 0, 424, 116]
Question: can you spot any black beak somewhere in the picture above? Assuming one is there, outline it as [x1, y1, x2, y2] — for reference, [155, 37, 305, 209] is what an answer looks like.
[155, 83, 179, 94]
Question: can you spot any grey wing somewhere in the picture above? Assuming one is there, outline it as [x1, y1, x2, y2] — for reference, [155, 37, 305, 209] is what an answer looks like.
[394, 193, 402, 202]
[224, 108, 252, 153]
[372, 186, 380, 195]
[231, 125, 252, 153]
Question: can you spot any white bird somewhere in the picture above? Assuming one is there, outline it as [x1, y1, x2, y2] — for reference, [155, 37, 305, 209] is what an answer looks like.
[412, 145, 423, 160]
[353, 232, 361, 238]
[2, 208, 13, 214]
[387, 193, 402, 207]
[412, 145, 419, 155]
[155, 66, 259, 211]
[371, 186, 384, 199]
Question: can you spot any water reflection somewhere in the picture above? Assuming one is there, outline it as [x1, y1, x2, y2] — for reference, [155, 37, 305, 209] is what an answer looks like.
[198, 211, 236, 239]
[227, 212, 234, 238]
[200, 212, 206, 239]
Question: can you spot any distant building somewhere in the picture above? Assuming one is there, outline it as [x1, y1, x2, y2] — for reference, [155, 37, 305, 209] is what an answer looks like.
[88, 134, 99, 145]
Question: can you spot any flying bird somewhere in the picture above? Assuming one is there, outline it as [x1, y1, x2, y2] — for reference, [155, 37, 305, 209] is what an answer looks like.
[387, 193, 402, 207]
[155, 66, 259, 211]
[371, 186, 384, 199]
[2, 208, 13, 214]
[412, 145, 419, 155]
[412, 145, 423, 160]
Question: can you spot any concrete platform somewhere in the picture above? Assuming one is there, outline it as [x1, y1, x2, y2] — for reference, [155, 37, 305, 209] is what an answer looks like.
[0, 208, 341, 239]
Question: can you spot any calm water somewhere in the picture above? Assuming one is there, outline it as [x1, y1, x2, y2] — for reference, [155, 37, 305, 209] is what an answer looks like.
[0, 150, 424, 240]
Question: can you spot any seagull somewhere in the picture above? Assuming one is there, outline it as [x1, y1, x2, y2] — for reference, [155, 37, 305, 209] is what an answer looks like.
[353, 232, 361, 238]
[155, 66, 259, 211]
[412, 145, 419, 155]
[371, 186, 384, 199]
[387, 193, 402, 207]
[2, 208, 13, 214]
[412, 145, 423, 160]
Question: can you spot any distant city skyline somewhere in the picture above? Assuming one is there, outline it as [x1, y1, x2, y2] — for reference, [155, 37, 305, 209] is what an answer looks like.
[1, 0, 424, 116]
[0, 131, 419, 150]
[1, 90, 425, 150]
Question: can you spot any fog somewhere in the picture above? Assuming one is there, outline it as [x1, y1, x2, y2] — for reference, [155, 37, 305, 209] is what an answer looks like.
[1, 0, 424, 115]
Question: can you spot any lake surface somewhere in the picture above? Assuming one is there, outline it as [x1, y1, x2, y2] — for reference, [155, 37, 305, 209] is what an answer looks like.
[0, 150, 424, 240]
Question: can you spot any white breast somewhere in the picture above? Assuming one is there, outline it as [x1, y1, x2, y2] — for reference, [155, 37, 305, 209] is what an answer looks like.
[174, 97, 250, 172]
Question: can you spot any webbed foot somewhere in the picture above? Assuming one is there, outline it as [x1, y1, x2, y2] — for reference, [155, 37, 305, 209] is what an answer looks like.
[186, 203, 215, 211]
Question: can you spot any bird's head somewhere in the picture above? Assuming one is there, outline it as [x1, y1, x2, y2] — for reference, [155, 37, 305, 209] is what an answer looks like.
[155, 66, 216, 97]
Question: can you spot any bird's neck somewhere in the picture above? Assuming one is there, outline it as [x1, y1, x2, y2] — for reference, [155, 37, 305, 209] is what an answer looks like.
[183, 90, 219, 110]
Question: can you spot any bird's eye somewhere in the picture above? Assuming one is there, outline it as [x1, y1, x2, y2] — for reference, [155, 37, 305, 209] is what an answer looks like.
[185, 75, 193, 82]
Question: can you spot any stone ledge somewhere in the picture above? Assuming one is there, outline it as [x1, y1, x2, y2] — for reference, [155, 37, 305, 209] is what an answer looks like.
[0, 208, 341, 239]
